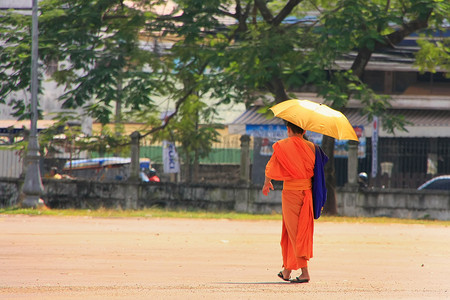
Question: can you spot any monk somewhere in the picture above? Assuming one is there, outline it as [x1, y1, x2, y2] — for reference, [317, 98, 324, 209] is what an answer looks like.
[262, 121, 316, 283]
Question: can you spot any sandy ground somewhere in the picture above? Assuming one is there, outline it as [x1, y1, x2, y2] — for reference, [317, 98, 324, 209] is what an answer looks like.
[0, 214, 449, 300]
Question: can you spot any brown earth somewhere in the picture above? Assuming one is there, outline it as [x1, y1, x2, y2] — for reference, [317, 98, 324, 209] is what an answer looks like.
[0, 214, 449, 299]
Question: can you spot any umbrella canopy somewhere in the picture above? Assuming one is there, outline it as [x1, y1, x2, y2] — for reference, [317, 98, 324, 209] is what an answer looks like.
[270, 99, 359, 141]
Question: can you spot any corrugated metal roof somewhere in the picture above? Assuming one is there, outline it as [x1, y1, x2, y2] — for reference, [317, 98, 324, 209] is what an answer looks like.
[0, 120, 56, 134]
[231, 106, 450, 128]
[342, 108, 450, 127]
[230, 106, 282, 125]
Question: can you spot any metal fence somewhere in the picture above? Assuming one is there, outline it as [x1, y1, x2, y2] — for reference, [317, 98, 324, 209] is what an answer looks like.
[139, 135, 247, 184]
[336, 137, 450, 189]
[139, 134, 248, 165]
[1, 136, 449, 189]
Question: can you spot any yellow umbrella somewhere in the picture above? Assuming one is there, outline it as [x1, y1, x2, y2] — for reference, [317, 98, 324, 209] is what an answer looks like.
[270, 99, 359, 141]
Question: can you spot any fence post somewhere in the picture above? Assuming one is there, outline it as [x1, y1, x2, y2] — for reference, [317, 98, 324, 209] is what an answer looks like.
[239, 135, 251, 185]
[124, 131, 141, 210]
[129, 131, 140, 182]
[347, 140, 358, 187]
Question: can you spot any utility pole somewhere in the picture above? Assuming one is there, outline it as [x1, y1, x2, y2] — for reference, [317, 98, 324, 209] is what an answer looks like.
[21, 0, 44, 207]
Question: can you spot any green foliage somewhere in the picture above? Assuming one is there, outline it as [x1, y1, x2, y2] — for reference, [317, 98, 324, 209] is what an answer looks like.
[312, 0, 448, 133]
[1, 0, 169, 123]
[1, 0, 449, 162]
[151, 94, 222, 166]
[77, 125, 131, 157]
[415, 37, 450, 77]
[0, 10, 41, 117]
[38, 118, 81, 157]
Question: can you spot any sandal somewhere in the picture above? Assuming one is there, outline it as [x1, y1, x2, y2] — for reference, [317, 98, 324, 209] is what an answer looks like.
[289, 277, 309, 283]
[277, 271, 290, 281]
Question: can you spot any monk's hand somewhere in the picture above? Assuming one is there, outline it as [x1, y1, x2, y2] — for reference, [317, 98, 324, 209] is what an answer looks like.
[262, 180, 274, 196]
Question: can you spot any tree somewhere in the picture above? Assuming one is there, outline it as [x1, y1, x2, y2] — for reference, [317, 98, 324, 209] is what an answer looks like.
[0, 8, 42, 120]
[1, 1, 449, 209]
[0, 0, 168, 123]
[150, 0, 448, 213]
[1, 1, 229, 178]
[306, 0, 448, 214]
[145, 95, 221, 182]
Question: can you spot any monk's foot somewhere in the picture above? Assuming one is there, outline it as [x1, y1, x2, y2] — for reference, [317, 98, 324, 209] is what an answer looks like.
[277, 269, 291, 281]
[296, 268, 310, 282]
[281, 266, 310, 283]
[299, 267, 310, 281]
[298, 275, 310, 281]
[282, 268, 292, 279]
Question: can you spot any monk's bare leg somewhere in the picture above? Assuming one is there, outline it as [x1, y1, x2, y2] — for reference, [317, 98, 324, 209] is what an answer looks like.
[299, 266, 310, 280]
[282, 268, 291, 279]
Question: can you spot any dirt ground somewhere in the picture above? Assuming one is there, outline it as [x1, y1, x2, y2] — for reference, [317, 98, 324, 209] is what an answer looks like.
[0, 214, 449, 300]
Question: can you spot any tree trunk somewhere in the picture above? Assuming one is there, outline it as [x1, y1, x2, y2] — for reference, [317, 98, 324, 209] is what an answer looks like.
[183, 151, 191, 183]
[193, 150, 199, 182]
[267, 76, 290, 103]
[321, 135, 338, 215]
[351, 47, 372, 79]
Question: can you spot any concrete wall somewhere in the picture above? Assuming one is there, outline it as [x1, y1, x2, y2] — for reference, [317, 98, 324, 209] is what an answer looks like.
[338, 186, 450, 220]
[41, 180, 283, 214]
[1, 178, 449, 220]
[0, 178, 21, 207]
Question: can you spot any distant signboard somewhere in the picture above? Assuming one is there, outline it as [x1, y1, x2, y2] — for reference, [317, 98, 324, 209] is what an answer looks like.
[246, 125, 366, 159]
[245, 124, 287, 140]
[163, 141, 180, 174]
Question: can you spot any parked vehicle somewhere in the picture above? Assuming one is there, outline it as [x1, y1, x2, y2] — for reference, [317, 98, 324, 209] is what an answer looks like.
[417, 175, 450, 191]
[63, 157, 152, 182]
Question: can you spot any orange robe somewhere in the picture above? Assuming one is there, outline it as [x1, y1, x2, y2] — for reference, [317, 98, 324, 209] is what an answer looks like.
[265, 136, 315, 270]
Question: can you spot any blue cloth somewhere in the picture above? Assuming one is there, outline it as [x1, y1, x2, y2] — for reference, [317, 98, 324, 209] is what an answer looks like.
[312, 145, 329, 219]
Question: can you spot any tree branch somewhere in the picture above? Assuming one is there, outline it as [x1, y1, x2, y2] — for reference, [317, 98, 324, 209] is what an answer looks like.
[266, 76, 290, 103]
[140, 62, 208, 139]
[254, 0, 273, 23]
[351, 47, 373, 79]
[351, 10, 432, 79]
[254, 0, 305, 26]
[383, 15, 431, 47]
[227, 1, 252, 41]
[139, 88, 189, 139]
[272, 0, 304, 26]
